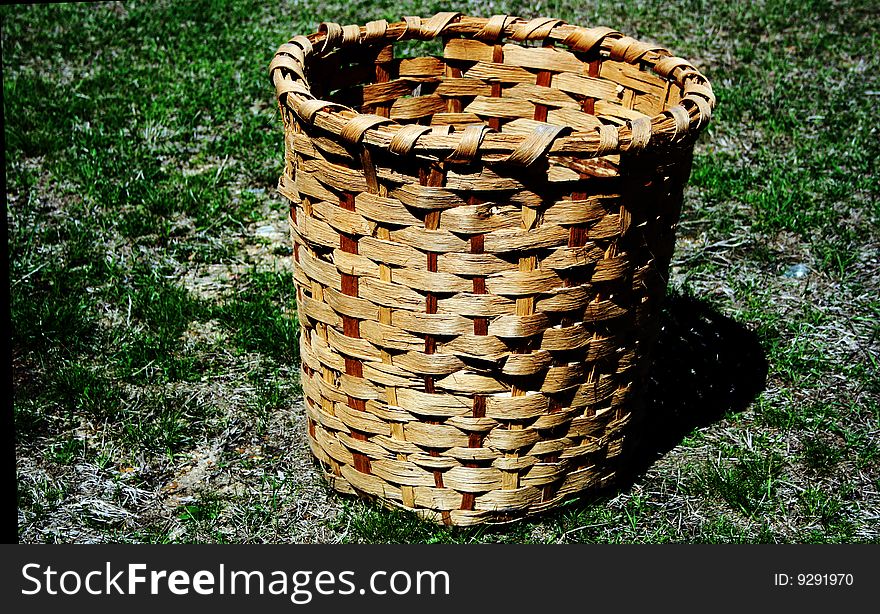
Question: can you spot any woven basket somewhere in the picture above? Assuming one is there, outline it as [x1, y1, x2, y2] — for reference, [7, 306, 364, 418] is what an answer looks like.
[269, 13, 715, 526]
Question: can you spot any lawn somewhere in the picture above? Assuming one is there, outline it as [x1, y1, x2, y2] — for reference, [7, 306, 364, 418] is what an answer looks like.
[5, 0, 878, 543]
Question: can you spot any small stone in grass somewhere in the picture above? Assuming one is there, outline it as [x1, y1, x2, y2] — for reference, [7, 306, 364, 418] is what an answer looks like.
[783, 263, 810, 278]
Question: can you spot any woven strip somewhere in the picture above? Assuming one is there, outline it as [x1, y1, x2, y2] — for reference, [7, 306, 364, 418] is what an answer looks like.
[272, 13, 713, 525]
[506, 124, 571, 166]
[446, 124, 490, 164]
[388, 124, 432, 156]
[340, 114, 393, 145]
[510, 18, 565, 42]
[475, 15, 520, 41]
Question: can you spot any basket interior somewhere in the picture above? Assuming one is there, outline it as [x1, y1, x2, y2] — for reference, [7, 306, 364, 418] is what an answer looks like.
[306, 36, 684, 137]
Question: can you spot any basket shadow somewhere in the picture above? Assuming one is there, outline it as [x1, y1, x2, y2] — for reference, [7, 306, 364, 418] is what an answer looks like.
[613, 292, 769, 490]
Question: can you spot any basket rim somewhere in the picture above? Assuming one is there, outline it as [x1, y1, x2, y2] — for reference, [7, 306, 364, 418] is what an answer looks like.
[269, 13, 716, 166]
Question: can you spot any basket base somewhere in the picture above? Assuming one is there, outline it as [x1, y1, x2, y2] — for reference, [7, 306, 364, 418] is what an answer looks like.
[315, 457, 621, 527]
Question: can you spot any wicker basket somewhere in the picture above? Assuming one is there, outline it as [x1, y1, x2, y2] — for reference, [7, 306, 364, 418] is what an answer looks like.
[269, 13, 714, 526]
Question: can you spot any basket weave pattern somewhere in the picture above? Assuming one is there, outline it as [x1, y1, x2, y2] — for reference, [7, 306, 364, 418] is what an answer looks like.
[270, 13, 714, 525]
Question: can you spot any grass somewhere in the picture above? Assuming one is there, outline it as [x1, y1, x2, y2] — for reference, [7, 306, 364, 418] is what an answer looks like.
[694, 450, 786, 517]
[213, 269, 299, 362]
[6, 0, 878, 544]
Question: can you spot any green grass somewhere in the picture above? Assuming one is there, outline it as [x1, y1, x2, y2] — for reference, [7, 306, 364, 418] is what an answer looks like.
[801, 436, 844, 472]
[213, 269, 299, 362]
[695, 451, 786, 517]
[48, 364, 122, 421]
[6, 0, 878, 543]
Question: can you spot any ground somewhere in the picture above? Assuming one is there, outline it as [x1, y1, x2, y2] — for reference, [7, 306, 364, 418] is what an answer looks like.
[5, 0, 879, 543]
